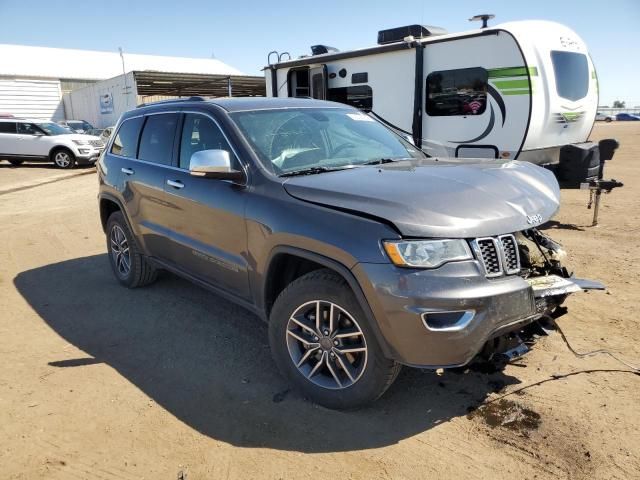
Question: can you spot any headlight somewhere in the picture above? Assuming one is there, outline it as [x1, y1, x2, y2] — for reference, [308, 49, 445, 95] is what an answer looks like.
[383, 239, 472, 268]
[72, 139, 88, 146]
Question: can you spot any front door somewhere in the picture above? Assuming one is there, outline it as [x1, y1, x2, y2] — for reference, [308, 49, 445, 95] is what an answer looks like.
[16, 122, 49, 156]
[310, 65, 328, 100]
[162, 112, 250, 299]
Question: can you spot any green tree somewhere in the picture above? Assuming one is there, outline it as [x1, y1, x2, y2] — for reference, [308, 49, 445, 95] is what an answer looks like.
[613, 100, 626, 108]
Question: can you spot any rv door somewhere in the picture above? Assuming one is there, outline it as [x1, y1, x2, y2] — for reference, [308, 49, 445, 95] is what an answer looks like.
[310, 65, 328, 100]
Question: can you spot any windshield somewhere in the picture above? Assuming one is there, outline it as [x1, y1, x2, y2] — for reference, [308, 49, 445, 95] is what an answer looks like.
[230, 108, 426, 175]
[551, 51, 589, 101]
[37, 122, 73, 136]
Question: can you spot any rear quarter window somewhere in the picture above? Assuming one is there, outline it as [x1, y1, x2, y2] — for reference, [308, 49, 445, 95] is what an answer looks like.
[110, 117, 144, 158]
[0, 122, 17, 133]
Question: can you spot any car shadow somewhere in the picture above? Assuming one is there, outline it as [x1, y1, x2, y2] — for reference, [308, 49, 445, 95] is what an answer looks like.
[0, 161, 95, 170]
[541, 220, 586, 232]
[14, 254, 520, 453]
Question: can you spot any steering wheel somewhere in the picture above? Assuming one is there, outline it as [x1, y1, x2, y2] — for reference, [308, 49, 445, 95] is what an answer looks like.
[269, 115, 327, 162]
[332, 142, 356, 157]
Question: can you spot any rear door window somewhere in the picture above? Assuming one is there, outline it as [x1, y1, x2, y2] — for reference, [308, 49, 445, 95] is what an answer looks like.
[551, 51, 589, 101]
[138, 113, 179, 166]
[110, 117, 144, 158]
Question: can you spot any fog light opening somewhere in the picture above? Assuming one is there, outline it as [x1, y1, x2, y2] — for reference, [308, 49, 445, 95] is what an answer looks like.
[422, 310, 475, 332]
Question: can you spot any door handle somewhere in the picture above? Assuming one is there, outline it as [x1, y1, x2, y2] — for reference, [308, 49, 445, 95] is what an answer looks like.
[167, 179, 185, 189]
[121, 167, 134, 175]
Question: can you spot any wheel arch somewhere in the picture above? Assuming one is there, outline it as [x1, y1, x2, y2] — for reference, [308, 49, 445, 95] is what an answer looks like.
[48, 144, 75, 160]
[261, 246, 394, 359]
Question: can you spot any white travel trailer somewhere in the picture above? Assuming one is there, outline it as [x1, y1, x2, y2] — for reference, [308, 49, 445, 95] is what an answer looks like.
[265, 18, 615, 185]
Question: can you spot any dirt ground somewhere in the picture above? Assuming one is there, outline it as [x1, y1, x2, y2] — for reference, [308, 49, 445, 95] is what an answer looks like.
[1, 123, 638, 480]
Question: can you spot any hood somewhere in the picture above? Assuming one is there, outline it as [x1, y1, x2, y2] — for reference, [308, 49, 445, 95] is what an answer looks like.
[282, 159, 560, 238]
[63, 134, 101, 141]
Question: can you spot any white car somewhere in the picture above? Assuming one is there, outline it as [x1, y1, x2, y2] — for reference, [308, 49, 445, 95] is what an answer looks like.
[0, 118, 104, 168]
[595, 112, 615, 122]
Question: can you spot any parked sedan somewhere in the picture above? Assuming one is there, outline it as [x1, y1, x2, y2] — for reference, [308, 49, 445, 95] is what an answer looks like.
[615, 113, 640, 121]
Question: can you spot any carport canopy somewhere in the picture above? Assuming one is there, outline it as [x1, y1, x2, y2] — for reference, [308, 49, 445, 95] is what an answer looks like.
[134, 70, 265, 98]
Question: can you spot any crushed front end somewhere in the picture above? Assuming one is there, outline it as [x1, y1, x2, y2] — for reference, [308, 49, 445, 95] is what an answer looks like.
[353, 228, 604, 368]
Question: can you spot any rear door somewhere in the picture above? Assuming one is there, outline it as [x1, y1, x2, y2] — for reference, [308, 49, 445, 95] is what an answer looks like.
[112, 113, 179, 260]
[161, 111, 250, 299]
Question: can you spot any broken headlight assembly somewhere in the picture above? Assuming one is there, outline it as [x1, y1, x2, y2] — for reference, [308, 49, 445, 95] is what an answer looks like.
[383, 239, 472, 268]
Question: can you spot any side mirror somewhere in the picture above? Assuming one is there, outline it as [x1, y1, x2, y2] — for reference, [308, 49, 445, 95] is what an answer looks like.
[189, 149, 244, 181]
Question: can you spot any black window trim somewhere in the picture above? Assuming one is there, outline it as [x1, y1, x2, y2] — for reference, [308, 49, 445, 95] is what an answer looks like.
[425, 67, 489, 117]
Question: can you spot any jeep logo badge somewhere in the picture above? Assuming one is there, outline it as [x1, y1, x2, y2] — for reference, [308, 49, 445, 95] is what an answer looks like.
[526, 214, 543, 225]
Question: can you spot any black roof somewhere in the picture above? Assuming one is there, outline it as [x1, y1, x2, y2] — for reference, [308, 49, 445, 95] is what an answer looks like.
[208, 97, 346, 112]
[135, 96, 347, 114]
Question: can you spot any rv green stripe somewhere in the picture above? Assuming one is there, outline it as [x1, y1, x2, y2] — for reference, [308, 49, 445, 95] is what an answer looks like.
[493, 79, 530, 89]
[487, 66, 538, 78]
[501, 89, 531, 96]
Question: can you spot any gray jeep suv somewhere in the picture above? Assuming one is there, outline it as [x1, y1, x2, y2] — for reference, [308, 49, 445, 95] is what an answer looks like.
[98, 97, 602, 409]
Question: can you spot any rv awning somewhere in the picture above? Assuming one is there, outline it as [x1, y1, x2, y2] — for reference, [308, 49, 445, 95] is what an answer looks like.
[133, 71, 265, 98]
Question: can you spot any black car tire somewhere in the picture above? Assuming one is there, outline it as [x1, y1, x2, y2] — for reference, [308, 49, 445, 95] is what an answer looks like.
[8, 160, 24, 166]
[106, 211, 157, 288]
[51, 148, 76, 169]
[269, 269, 401, 409]
[605, 117, 612, 123]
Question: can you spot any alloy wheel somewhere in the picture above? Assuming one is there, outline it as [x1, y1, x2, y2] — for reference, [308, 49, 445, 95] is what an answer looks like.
[110, 225, 131, 277]
[54, 151, 71, 168]
[286, 300, 368, 390]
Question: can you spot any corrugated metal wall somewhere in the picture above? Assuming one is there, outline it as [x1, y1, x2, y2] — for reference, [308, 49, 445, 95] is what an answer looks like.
[0, 77, 64, 120]
[63, 72, 136, 128]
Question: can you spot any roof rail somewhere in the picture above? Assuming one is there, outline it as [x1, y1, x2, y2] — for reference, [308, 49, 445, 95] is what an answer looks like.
[136, 96, 206, 108]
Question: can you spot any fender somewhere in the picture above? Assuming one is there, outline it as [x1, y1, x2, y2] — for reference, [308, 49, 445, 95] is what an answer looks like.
[262, 245, 396, 359]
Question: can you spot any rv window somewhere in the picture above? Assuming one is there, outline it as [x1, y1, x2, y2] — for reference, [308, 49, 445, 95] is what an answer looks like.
[551, 51, 588, 101]
[426, 68, 487, 116]
[327, 85, 373, 111]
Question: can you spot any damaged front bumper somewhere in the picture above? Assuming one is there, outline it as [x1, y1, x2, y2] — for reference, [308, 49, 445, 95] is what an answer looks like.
[353, 259, 604, 368]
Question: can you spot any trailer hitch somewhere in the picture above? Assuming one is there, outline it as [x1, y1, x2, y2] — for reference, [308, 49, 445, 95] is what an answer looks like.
[580, 138, 623, 226]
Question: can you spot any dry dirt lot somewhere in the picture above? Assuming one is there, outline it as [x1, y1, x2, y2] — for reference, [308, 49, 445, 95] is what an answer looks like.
[1, 123, 639, 480]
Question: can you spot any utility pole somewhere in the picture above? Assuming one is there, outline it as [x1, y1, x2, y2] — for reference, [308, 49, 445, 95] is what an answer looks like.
[118, 47, 130, 106]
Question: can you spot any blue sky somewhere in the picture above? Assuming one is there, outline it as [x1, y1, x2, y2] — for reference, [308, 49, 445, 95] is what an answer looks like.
[0, 0, 638, 106]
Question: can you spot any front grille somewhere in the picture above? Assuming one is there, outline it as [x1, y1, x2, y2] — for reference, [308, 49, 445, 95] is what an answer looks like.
[499, 234, 520, 274]
[473, 234, 521, 278]
[89, 139, 104, 147]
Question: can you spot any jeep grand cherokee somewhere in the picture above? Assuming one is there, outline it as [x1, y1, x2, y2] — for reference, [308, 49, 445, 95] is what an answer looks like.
[97, 97, 603, 409]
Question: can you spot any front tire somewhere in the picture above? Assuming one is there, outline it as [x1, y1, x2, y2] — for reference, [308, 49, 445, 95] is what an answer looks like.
[8, 160, 23, 166]
[106, 211, 157, 288]
[269, 269, 401, 409]
[605, 117, 612, 123]
[52, 148, 76, 169]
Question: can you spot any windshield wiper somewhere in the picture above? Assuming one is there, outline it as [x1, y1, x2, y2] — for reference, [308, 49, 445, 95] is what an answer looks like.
[279, 166, 353, 177]
[362, 157, 412, 165]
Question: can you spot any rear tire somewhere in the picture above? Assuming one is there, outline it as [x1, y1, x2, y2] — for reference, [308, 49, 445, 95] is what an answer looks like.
[605, 117, 612, 123]
[269, 269, 401, 409]
[106, 211, 157, 288]
[8, 159, 23, 166]
[52, 148, 76, 169]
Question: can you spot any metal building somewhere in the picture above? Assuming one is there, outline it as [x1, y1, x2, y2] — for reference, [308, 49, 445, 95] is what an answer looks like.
[0, 44, 265, 125]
